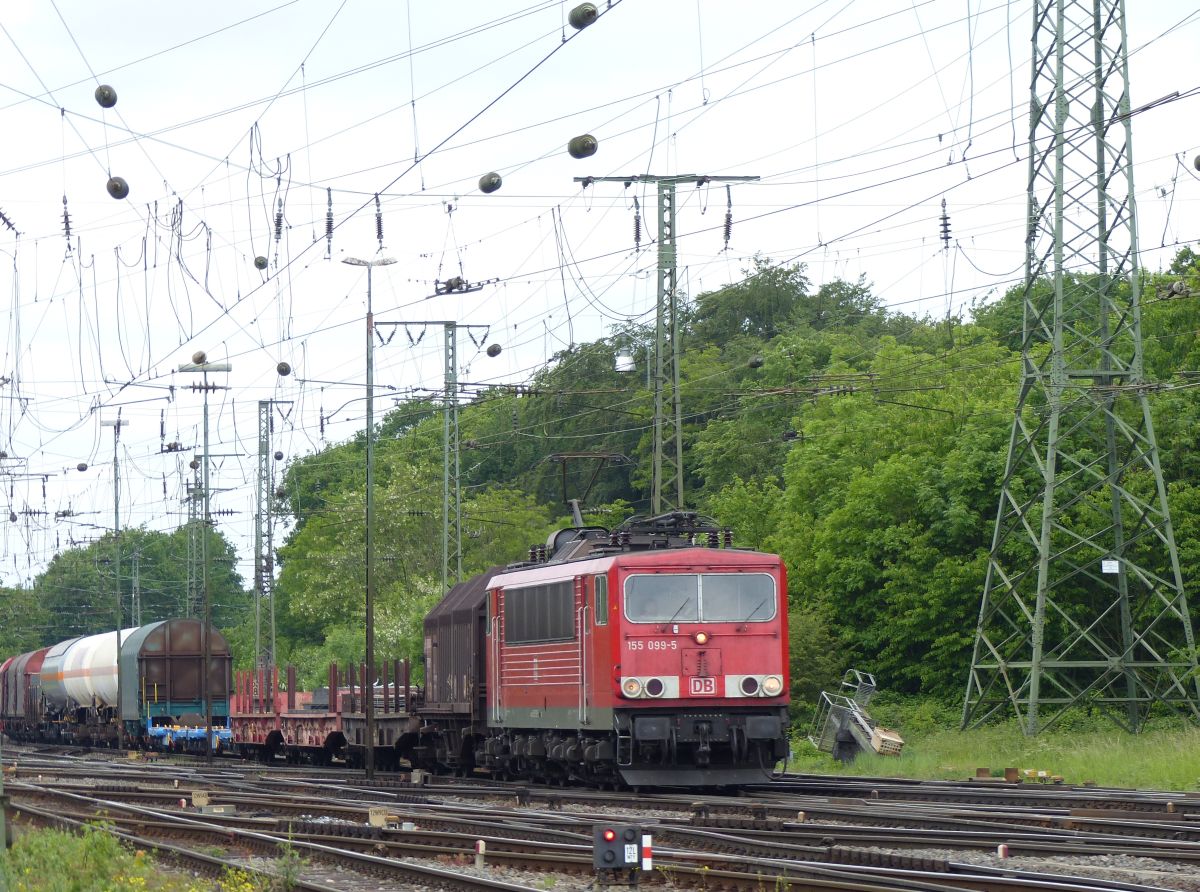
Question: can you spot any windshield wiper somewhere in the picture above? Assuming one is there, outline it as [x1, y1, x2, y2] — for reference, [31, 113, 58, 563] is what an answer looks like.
[666, 596, 694, 624]
[742, 597, 768, 622]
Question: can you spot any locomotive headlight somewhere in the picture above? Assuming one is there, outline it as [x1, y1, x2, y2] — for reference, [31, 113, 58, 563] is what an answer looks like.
[762, 675, 784, 696]
[693, 631, 709, 645]
[645, 677, 665, 697]
[621, 677, 643, 698]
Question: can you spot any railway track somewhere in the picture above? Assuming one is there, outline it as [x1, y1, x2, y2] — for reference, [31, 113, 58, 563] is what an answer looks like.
[4, 749, 1199, 890]
[9, 783, 1180, 892]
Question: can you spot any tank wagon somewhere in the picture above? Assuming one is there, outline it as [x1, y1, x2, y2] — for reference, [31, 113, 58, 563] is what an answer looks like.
[403, 511, 791, 786]
[0, 619, 233, 751]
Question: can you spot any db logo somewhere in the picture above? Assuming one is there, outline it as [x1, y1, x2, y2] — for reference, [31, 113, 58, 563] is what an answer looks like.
[689, 676, 717, 695]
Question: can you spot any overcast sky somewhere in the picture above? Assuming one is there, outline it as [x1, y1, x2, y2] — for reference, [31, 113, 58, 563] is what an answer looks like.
[0, 0, 1197, 591]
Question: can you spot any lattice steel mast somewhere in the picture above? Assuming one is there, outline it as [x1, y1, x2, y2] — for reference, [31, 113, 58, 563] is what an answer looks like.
[185, 470, 201, 618]
[386, 320, 489, 594]
[574, 174, 757, 513]
[254, 400, 278, 670]
[443, 323, 460, 589]
[963, 0, 1200, 734]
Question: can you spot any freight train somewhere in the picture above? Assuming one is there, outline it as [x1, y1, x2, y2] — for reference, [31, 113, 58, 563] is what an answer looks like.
[2, 512, 791, 787]
[0, 619, 234, 751]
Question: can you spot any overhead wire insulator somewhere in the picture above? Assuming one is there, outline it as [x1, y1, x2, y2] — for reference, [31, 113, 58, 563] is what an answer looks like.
[325, 187, 334, 258]
[939, 197, 951, 249]
[374, 193, 383, 248]
[723, 184, 733, 250]
[62, 195, 72, 247]
[274, 198, 283, 243]
[633, 196, 641, 250]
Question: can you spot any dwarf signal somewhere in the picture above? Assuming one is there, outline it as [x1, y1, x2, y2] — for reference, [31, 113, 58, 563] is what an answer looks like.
[593, 824, 652, 881]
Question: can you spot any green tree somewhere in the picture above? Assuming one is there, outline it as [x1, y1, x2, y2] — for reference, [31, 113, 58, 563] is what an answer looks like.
[774, 331, 1016, 696]
[31, 527, 245, 645]
[0, 583, 47, 655]
[690, 256, 811, 343]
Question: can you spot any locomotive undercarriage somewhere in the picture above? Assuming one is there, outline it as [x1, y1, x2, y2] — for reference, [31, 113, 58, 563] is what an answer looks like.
[402, 707, 787, 787]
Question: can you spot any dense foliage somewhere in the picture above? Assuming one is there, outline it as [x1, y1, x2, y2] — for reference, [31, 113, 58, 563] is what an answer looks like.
[15, 247, 1200, 707]
[1, 526, 246, 657]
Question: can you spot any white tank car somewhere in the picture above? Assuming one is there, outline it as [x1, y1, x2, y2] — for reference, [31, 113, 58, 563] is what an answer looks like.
[61, 628, 140, 708]
[39, 636, 83, 711]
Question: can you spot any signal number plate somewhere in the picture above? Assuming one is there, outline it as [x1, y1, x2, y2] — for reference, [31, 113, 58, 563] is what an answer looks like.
[689, 676, 717, 695]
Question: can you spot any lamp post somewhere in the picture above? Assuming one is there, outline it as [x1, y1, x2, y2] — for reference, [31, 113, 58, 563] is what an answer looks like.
[100, 415, 129, 750]
[342, 255, 395, 781]
[177, 355, 231, 764]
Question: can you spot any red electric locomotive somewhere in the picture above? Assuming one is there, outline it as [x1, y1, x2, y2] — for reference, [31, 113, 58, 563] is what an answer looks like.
[409, 512, 790, 786]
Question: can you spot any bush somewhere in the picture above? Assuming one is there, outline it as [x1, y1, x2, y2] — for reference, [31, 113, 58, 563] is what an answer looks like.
[0, 824, 208, 892]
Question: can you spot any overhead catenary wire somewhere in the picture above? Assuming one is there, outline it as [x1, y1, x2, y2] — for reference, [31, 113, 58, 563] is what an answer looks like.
[3, 1, 1197, 583]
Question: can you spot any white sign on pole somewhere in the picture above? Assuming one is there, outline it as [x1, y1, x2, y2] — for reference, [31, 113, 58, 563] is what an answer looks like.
[1101, 559, 1119, 574]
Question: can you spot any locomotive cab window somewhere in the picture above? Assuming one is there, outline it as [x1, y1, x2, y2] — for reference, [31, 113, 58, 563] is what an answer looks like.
[699, 573, 776, 621]
[593, 575, 608, 626]
[624, 573, 776, 623]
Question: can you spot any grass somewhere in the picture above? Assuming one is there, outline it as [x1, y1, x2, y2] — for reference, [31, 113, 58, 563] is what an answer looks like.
[0, 823, 299, 892]
[790, 699, 1200, 792]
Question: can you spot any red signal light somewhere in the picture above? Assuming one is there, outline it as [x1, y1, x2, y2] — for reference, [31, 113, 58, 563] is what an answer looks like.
[603, 828, 616, 842]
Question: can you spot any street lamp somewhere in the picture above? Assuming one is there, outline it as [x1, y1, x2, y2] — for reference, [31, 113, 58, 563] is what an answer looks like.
[177, 354, 232, 765]
[342, 255, 396, 781]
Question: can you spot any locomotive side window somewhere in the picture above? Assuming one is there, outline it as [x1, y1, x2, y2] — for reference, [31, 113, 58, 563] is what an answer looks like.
[593, 575, 608, 626]
[624, 573, 776, 623]
[503, 581, 575, 644]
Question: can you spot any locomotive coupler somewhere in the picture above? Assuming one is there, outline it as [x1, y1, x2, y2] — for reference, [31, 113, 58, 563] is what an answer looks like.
[695, 721, 712, 766]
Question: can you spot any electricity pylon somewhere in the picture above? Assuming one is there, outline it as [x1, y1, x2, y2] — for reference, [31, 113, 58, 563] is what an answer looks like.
[962, 0, 1200, 734]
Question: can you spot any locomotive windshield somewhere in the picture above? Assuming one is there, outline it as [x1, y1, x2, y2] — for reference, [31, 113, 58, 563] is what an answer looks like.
[623, 573, 776, 623]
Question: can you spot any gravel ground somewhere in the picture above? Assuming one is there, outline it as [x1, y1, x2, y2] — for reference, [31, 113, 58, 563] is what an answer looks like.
[230, 852, 593, 891]
[910, 847, 1200, 892]
[230, 844, 1200, 892]
[229, 824, 1200, 892]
